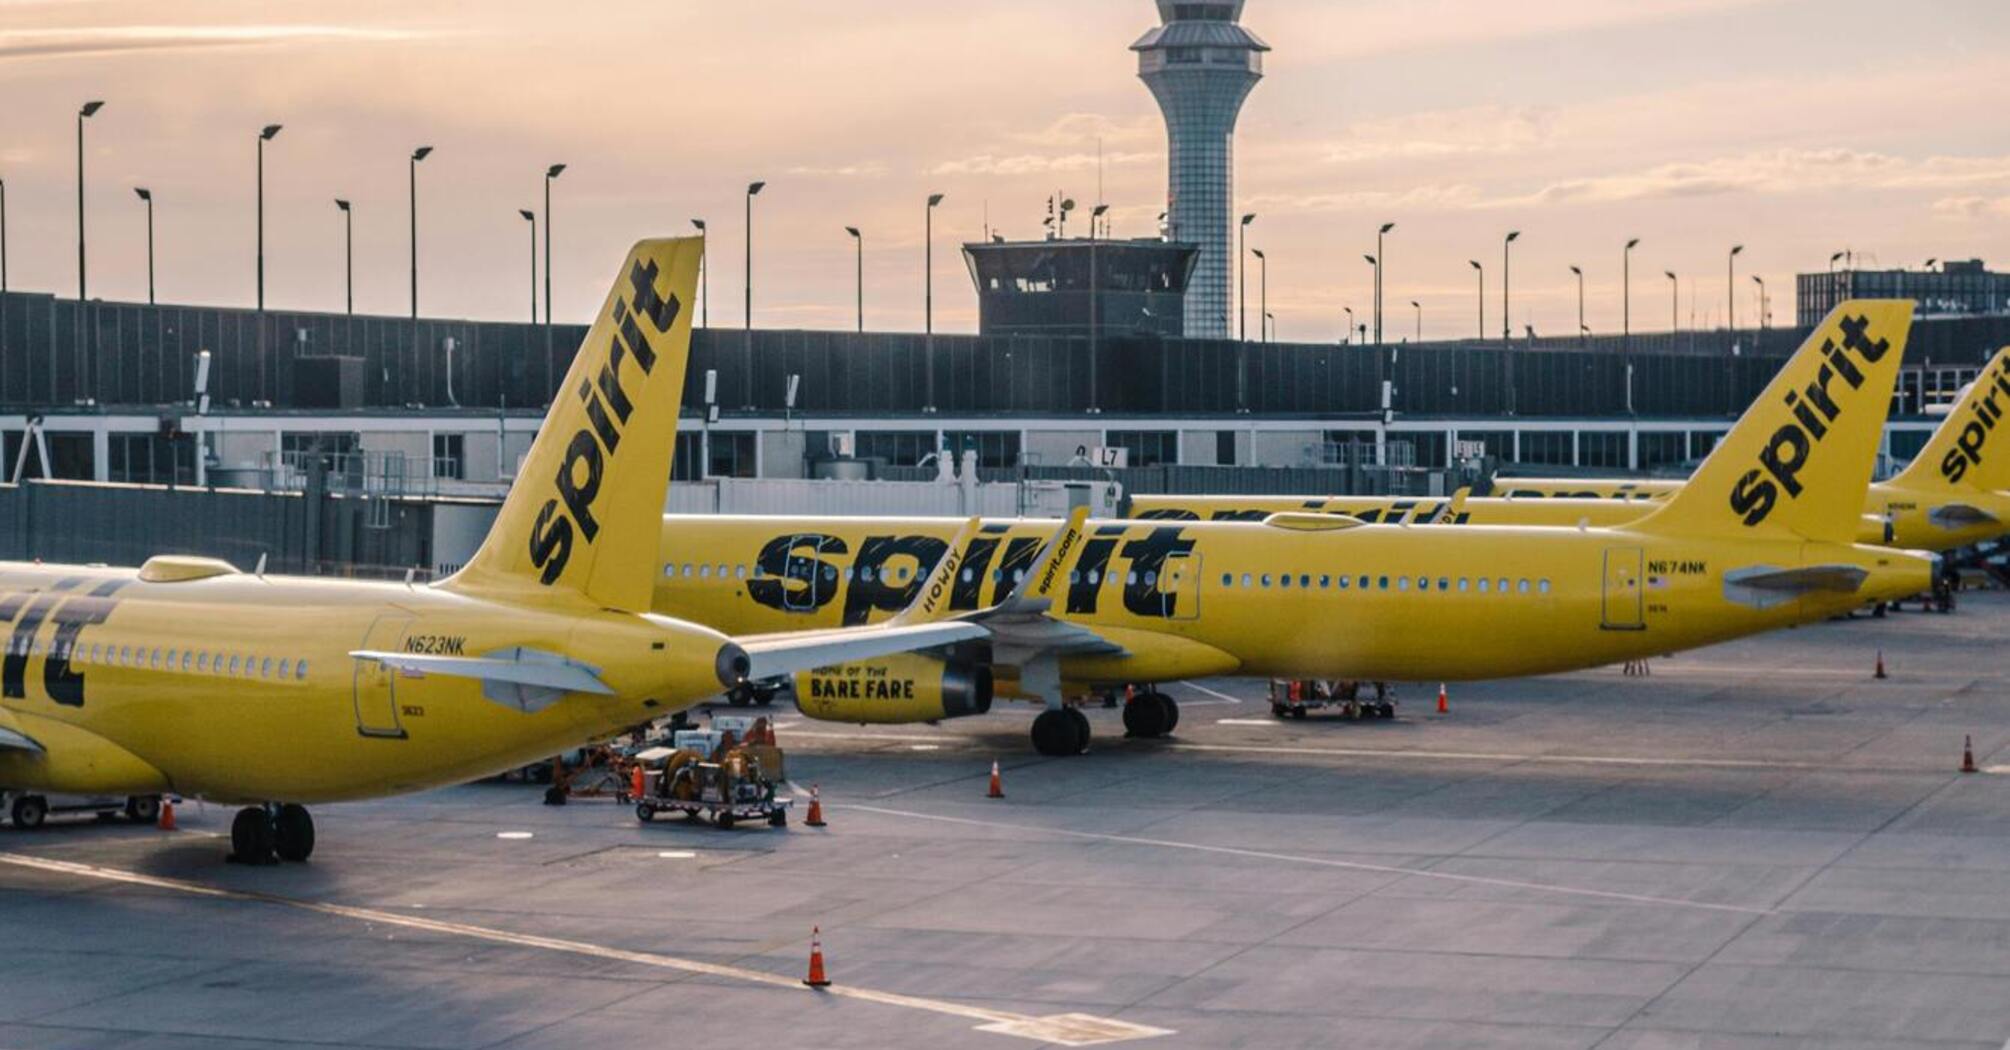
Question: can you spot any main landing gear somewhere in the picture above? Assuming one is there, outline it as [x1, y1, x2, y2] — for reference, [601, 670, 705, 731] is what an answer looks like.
[1030, 707, 1093, 757]
[1121, 689, 1180, 740]
[229, 803, 315, 864]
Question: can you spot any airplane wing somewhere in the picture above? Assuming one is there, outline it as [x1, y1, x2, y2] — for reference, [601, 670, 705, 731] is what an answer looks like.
[0, 725, 42, 754]
[959, 507, 1126, 664]
[735, 621, 993, 681]
[1722, 564, 1869, 609]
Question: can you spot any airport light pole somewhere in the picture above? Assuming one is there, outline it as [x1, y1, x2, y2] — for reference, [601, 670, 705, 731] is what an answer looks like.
[1751, 274, 1767, 330]
[543, 163, 564, 393]
[1726, 244, 1743, 336]
[77, 101, 104, 302]
[1501, 230, 1520, 341]
[1238, 212, 1255, 341]
[1568, 265, 1584, 341]
[845, 226, 862, 332]
[519, 209, 537, 324]
[1363, 254, 1379, 343]
[256, 123, 280, 311]
[925, 192, 944, 338]
[1375, 221, 1394, 344]
[1468, 259, 1483, 340]
[1343, 305, 1354, 345]
[1, 175, 8, 293]
[745, 180, 765, 408]
[408, 146, 432, 320]
[1622, 237, 1639, 348]
[1664, 270, 1678, 334]
[691, 218, 707, 327]
[1410, 299, 1421, 343]
[134, 187, 154, 304]
[1250, 248, 1267, 344]
[334, 200, 353, 315]
[1265, 310, 1276, 342]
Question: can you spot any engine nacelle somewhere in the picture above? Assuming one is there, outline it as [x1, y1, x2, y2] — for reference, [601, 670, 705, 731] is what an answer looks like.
[792, 653, 993, 724]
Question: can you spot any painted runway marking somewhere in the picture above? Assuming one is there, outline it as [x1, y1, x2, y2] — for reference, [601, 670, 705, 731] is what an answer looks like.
[1214, 719, 1276, 727]
[840, 805, 1775, 916]
[1175, 680, 1244, 706]
[0, 852, 1170, 1047]
[1166, 740, 1893, 772]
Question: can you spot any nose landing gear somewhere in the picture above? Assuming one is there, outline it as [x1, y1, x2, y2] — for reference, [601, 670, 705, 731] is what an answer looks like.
[230, 803, 315, 864]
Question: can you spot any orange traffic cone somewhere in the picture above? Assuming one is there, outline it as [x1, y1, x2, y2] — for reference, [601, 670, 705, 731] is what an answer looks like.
[1875, 650, 1888, 680]
[629, 764, 645, 800]
[805, 785, 827, 827]
[1963, 736, 1979, 774]
[987, 761, 1004, 799]
[803, 927, 832, 987]
[157, 797, 176, 831]
[1436, 683, 1448, 714]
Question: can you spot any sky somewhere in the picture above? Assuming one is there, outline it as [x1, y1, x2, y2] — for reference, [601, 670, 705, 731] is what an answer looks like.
[0, 0, 2006, 342]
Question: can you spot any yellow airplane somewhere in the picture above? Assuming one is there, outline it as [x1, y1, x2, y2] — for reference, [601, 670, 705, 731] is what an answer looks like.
[1133, 345, 2010, 559]
[654, 302, 1933, 755]
[0, 238, 983, 862]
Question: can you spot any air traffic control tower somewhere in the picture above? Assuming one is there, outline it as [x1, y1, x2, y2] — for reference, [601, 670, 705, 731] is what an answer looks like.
[1133, 0, 1267, 339]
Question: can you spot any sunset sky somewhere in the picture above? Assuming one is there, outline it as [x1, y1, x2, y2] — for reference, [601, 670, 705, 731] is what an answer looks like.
[1, 0, 2006, 341]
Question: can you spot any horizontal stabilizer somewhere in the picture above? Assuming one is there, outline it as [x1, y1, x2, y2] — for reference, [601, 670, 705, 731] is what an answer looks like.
[1722, 563, 1868, 609]
[1929, 503, 1999, 529]
[350, 649, 615, 715]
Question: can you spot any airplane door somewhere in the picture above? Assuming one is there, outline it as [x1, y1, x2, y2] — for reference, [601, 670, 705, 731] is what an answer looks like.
[1601, 548, 1645, 630]
[1162, 553, 1201, 621]
[782, 535, 826, 612]
[352, 614, 413, 739]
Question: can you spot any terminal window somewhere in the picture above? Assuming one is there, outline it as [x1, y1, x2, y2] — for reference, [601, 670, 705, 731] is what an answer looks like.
[1104, 430, 1179, 467]
[706, 432, 757, 479]
[431, 433, 464, 480]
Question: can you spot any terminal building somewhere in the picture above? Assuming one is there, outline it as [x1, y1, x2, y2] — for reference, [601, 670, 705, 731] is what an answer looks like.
[1797, 259, 2010, 326]
[2, 284, 2006, 498]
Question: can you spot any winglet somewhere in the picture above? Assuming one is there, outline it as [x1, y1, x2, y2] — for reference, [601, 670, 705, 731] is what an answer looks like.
[995, 506, 1090, 614]
[887, 516, 983, 627]
[1430, 487, 1470, 524]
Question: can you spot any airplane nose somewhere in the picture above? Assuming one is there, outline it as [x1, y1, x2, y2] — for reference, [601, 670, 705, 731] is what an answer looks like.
[714, 642, 751, 689]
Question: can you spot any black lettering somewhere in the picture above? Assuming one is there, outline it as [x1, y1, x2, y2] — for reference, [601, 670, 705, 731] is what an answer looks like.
[555, 430, 604, 542]
[3, 578, 84, 700]
[625, 257, 681, 338]
[1837, 314, 1890, 363]
[951, 536, 1000, 611]
[842, 535, 947, 626]
[527, 501, 575, 585]
[1729, 468, 1778, 526]
[577, 378, 622, 452]
[44, 579, 128, 706]
[1120, 527, 1197, 618]
[1067, 535, 1118, 615]
[1758, 423, 1812, 497]
[748, 534, 847, 612]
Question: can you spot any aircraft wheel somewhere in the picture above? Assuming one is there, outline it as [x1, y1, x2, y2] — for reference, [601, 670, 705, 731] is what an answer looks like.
[273, 805, 315, 862]
[9, 795, 47, 830]
[635, 804, 655, 823]
[542, 785, 568, 806]
[229, 807, 275, 865]
[768, 808, 788, 828]
[1067, 707, 1092, 754]
[1158, 694, 1180, 733]
[1122, 692, 1172, 738]
[125, 796, 161, 824]
[1031, 709, 1079, 756]
[716, 811, 736, 830]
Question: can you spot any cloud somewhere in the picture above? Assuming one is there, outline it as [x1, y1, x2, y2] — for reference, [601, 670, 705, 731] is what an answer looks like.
[786, 161, 890, 179]
[1933, 195, 2010, 219]
[1318, 105, 1557, 165]
[929, 150, 1156, 177]
[1243, 184, 1487, 214]
[0, 25, 433, 62]
[1522, 149, 2010, 205]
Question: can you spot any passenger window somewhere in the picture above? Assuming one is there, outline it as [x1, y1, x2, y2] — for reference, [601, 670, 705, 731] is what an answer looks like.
[1338, 575, 1350, 590]
[1498, 577, 1510, 592]
[716, 564, 728, 578]
[262, 657, 274, 677]
[1478, 578, 1491, 593]
[181, 651, 193, 672]
[1397, 577, 1409, 592]
[149, 648, 161, 669]
[698, 565, 711, 579]
[196, 652, 208, 672]
[1280, 574, 1292, 589]
[1070, 570, 1082, 585]
[737, 565, 748, 580]
[120, 645, 131, 665]
[1298, 574, 1310, 588]
[228, 655, 241, 675]
[1437, 577, 1449, 591]
[1539, 579, 1552, 594]
[1361, 575, 1372, 589]
[1241, 573, 1253, 587]
[1417, 577, 1429, 591]
[1221, 573, 1233, 587]
[1126, 571, 1138, 585]
[279, 658, 291, 678]
[1145, 570, 1158, 586]
[296, 661, 309, 680]
[961, 568, 974, 583]
[1016, 569, 1028, 583]
[1518, 579, 1531, 594]
[1088, 569, 1102, 585]
[1260, 574, 1272, 587]
[1377, 576, 1388, 590]
[1458, 578, 1470, 592]
[662, 564, 673, 577]
[1319, 575, 1330, 588]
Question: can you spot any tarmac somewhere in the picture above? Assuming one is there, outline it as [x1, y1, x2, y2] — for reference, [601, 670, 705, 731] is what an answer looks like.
[4, 594, 2010, 1049]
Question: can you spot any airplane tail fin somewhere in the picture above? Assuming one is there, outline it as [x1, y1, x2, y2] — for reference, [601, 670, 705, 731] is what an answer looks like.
[447, 238, 700, 611]
[1891, 346, 2010, 493]
[1634, 300, 1914, 544]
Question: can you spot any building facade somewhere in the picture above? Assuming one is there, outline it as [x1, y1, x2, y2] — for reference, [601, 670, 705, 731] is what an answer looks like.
[1797, 259, 2010, 327]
